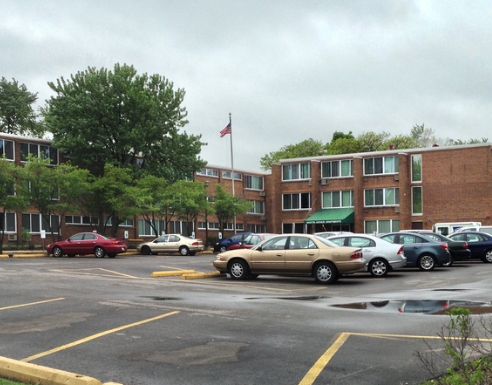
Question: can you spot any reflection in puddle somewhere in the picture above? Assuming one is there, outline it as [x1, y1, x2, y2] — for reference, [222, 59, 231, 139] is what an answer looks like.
[332, 300, 492, 315]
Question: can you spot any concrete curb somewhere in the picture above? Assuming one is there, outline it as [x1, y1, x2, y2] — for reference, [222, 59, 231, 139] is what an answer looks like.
[0, 355, 123, 385]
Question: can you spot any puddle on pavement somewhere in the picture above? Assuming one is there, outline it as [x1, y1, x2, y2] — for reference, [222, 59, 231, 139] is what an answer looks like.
[332, 300, 492, 315]
[143, 296, 182, 301]
[245, 296, 328, 301]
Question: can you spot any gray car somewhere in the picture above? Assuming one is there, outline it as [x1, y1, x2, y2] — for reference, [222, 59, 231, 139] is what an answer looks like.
[378, 232, 451, 270]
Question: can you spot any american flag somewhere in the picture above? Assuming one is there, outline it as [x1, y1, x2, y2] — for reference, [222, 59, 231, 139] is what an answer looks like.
[220, 122, 231, 137]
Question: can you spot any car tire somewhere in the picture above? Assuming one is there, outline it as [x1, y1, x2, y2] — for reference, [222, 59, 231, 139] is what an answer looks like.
[228, 259, 250, 280]
[313, 261, 338, 284]
[369, 258, 389, 277]
[418, 254, 436, 271]
[482, 249, 492, 263]
[94, 246, 105, 258]
[219, 246, 227, 253]
[52, 246, 63, 258]
[140, 246, 151, 255]
[179, 246, 190, 256]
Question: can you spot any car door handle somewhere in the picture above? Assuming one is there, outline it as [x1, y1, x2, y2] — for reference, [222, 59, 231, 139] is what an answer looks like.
[277, 254, 283, 257]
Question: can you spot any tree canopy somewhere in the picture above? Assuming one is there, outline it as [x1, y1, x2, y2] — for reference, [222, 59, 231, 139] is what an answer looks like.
[42, 63, 206, 181]
[0, 77, 42, 137]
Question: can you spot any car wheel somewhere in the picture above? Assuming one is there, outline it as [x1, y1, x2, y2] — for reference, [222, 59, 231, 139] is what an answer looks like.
[482, 249, 492, 263]
[94, 246, 106, 258]
[179, 246, 190, 256]
[219, 246, 227, 253]
[107, 253, 116, 258]
[418, 254, 436, 271]
[313, 261, 338, 284]
[52, 246, 63, 258]
[369, 258, 389, 277]
[140, 246, 151, 255]
[228, 259, 250, 280]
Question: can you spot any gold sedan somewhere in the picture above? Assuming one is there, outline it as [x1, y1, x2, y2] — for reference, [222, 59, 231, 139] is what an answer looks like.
[137, 234, 204, 256]
[213, 234, 365, 284]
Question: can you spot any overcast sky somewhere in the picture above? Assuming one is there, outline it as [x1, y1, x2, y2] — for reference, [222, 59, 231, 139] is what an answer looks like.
[2, 1, 491, 172]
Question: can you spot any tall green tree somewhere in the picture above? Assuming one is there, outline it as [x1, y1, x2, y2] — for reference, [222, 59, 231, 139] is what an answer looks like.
[0, 77, 43, 137]
[42, 63, 206, 181]
[213, 184, 251, 234]
[260, 138, 325, 170]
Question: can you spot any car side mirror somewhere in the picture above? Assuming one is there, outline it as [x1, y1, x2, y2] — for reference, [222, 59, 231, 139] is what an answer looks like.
[256, 246, 263, 251]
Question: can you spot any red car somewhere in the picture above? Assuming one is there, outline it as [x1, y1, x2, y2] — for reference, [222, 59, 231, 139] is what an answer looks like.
[47, 232, 127, 258]
[227, 233, 277, 251]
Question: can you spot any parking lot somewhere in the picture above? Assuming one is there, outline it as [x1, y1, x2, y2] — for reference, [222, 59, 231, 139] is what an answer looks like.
[1, 254, 492, 385]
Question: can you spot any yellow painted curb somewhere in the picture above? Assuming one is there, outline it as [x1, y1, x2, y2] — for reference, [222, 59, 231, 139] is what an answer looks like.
[150, 270, 196, 277]
[0, 254, 46, 258]
[0, 355, 123, 385]
[181, 271, 225, 280]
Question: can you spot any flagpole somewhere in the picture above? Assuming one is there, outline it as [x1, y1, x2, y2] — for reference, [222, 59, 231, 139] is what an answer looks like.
[229, 113, 236, 234]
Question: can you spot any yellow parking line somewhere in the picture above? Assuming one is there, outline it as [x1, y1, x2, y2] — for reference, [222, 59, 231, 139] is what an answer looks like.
[21, 311, 180, 362]
[299, 332, 350, 385]
[0, 298, 65, 311]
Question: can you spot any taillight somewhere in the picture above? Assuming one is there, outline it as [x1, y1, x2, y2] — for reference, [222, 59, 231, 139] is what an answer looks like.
[192, 241, 199, 246]
[351, 251, 363, 259]
[463, 242, 468, 249]
[397, 246, 404, 255]
[440, 243, 449, 250]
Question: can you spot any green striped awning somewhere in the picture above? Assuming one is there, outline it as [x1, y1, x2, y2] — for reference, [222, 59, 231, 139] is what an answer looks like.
[304, 208, 354, 224]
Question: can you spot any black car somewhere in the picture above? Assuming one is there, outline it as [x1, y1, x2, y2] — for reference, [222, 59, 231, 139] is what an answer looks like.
[448, 231, 492, 262]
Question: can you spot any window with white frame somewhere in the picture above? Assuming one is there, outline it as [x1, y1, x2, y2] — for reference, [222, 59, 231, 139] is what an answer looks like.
[282, 223, 305, 233]
[412, 186, 422, 215]
[365, 219, 400, 234]
[411, 154, 422, 182]
[282, 193, 311, 210]
[222, 171, 242, 180]
[22, 213, 60, 233]
[321, 160, 353, 178]
[364, 188, 399, 206]
[104, 217, 135, 227]
[138, 219, 166, 236]
[322, 191, 353, 208]
[247, 200, 265, 214]
[0, 139, 14, 160]
[282, 163, 310, 181]
[0, 212, 16, 232]
[247, 224, 266, 232]
[245, 175, 264, 190]
[65, 215, 99, 225]
[197, 168, 218, 177]
[364, 156, 398, 175]
[20, 142, 58, 165]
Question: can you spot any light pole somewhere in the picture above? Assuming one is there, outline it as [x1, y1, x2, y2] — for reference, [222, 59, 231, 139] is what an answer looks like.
[204, 180, 209, 248]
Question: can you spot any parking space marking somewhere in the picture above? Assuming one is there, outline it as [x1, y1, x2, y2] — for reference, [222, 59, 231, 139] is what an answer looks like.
[51, 268, 139, 279]
[21, 310, 180, 363]
[298, 331, 492, 385]
[0, 298, 65, 311]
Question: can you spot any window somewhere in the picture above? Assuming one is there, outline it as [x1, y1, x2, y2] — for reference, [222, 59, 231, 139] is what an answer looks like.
[321, 160, 353, 178]
[412, 186, 422, 215]
[65, 215, 99, 225]
[104, 217, 134, 227]
[364, 188, 399, 206]
[365, 219, 400, 234]
[247, 200, 265, 214]
[0, 139, 14, 160]
[22, 213, 59, 233]
[197, 168, 218, 177]
[245, 175, 264, 190]
[411, 154, 422, 182]
[364, 156, 398, 175]
[0, 212, 16, 232]
[322, 191, 353, 208]
[20, 143, 58, 165]
[282, 223, 305, 233]
[282, 163, 310, 181]
[282, 193, 311, 210]
[138, 219, 166, 236]
[221, 171, 242, 180]
[247, 224, 266, 232]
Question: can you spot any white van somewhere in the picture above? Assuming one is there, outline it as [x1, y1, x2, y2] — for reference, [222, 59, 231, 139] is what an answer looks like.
[431, 222, 482, 236]
[453, 225, 492, 235]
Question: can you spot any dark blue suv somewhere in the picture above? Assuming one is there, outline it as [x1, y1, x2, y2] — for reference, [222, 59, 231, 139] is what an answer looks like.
[214, 232, 252, 252]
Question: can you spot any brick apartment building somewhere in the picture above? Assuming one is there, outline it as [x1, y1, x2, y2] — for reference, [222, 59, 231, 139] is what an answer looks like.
[1, 131, 491, 247]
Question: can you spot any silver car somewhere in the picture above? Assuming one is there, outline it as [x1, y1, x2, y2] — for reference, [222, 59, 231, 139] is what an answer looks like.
[326, 233, 407, 277]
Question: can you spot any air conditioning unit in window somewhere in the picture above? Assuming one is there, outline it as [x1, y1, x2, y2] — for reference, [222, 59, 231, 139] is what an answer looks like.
[321, 179, 328, 185]
[394, 174, 399, 181]
[259, 190, 266, 196]
[8, 234, 17, 241]
[394, 206, 400, 213]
